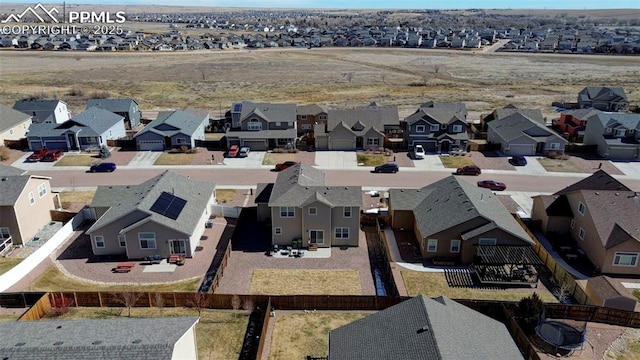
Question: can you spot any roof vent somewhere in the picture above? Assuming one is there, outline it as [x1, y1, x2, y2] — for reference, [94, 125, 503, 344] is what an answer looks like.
[615, 192, 619, 196]
[56, 325, 62, 329]
[14, 342, 26, 347]
[595, 192, 599, 195]
[416, 325, 429, 334]
[92, 340, 103, 345]
[417, 189, 421, 192]
[132, 339, 142, 344]
[53, 341, 64, 346]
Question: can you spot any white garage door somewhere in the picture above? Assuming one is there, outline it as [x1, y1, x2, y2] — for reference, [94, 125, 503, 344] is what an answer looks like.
[242, 140, 267, 151]
[506, 144, 535, 156]
[330, 139, 355, 151]
[138, 140, 164, 151]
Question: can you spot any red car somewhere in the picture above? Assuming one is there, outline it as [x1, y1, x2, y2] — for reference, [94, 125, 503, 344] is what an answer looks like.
[477, 180, 507, 191]
[27, 148, 49, 162]
[274, 161, 299, 171]
[40, 149, 63, 162]
[456, 165, 481, 175]
[227, 145, 239, 157]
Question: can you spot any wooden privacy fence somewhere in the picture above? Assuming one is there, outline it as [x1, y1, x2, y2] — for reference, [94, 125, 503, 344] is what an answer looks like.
[209, 239, 232, 293]
[18, 293, 52, 321]
[256, 298, 272, 360]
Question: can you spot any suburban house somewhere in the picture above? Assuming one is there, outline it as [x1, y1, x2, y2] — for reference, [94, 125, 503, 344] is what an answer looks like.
[389, 176, 534, 262]
[403, 102, 468, 153]
[555, 108, 600, 139]
[582, 112, 640, 161]
[12, 99, 70, 124]
[487, 111, 567, 156]
[531, 170, 640, 275]
[134, 110, 207, 151]
[314, 103, 400, 151]
[255, 163, 362, 248]
[26, 107, 126, 151]
[0, 164, 57, 252]
[328, 295, 523, 360]
[0, 317, 200, 360]
[296, 104, 327, 136]
[86, 171, 216, 259]
[585, 275, 639, 311]
[481, 105, 544, 132]
[577, 86, 629, 112]
[226, 100, 297, 151]
[86, 98, 141, 130]
[0, 104, 31, 146]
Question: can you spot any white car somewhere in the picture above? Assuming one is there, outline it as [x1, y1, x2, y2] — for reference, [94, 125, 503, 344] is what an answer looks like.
[413, 145, 425, 159]
[238, 147, 251, 157]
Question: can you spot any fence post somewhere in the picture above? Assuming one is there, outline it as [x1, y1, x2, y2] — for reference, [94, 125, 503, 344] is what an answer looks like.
[98, 292, 103, 307]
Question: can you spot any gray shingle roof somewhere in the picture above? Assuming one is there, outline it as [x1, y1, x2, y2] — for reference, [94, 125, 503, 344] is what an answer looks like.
[589, 112, 640, 133]
[239, 101, 296, 123]
[562, 108, 600, 120]
[226, 128, 297, 139]
[267, 163, 361, 208]
[0, 164, 27, 177]
[327, 106, 398, 132]
[0, 103, 31, 132]
[405, 108, 464, 126]
[13, 99, 63, 113]
[389, 176, 532, 244]
[86, 98, 138, 113]
[579, 86, 627, 103]
[488, 112, 565, 143]
[328, 295, 523, 360]
[73, 107, 124, 134]
[135, 110, 205, 138]
[419, 101, 467, 117]
[0, 316, 199, 360]
[27, 108, 124, 138]
[297, 104, 327, 115]
[87, 171, 214, 235]
[0, 175, 29, 206]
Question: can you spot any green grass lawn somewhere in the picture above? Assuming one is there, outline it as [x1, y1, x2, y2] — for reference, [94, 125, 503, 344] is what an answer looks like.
[30, 266, 201, 292]
[54, 155, 99, 166]
[356, 153, 388, 166]
[44, 307, 248, 360]
[438, 155, 475, 168]
[154, 153, 195, 165]
[0, 258, 22, 275]
[402, 271, 558, 303]
[537, 158, 583, 173]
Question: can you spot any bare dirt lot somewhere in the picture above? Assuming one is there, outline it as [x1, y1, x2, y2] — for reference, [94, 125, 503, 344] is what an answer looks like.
[1, 48, 638, 117]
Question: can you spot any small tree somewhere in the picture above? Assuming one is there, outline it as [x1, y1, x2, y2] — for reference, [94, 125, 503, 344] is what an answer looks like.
[0, 146, 10, 162]
[98, 145, 111, 159]
[515, 293, 544, 334]
[50, 294, 75, 317]
[111, 292, 142, 317]
[187, 292, 210, 316]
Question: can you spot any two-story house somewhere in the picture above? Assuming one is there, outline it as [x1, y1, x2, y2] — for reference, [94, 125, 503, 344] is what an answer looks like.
[582, 112, 640, 161]
[487, 112, 567, 156]
[578, 86, 629, 112]
[0, 104, 31, 145]
[403, 102, 468, 153]
[555, 108, 600, 140]
[13, 99, 70, 124]
[255, 163, 362, 248]
[481, 105, 544, 132]
[134, 110, 207, 151]
[296, 104, 327, 136]
[86, 98, 141, 130]
[226, 101, 297, 151]
[314, 103, 400, 151]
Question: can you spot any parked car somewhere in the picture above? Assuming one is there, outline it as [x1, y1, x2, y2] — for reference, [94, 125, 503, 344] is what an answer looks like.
[27, 148, 48, 162]
[374, 162, 399, 173]
[89, 162, 116, 173]
[274, 161, 299, 171]
[40, 149, 63, 162]
[227, 145, 239, 157]
[477, 180, 507, 191]
[455, 165, 481, 175]
[509, 156, 527, 166]
[238, 147, 250, 158]
[413, 145, 425, 159]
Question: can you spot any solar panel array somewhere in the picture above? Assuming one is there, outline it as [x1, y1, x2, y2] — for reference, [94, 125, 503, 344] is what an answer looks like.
[233, 103, 242, 112]
[149, 191, 187, 220]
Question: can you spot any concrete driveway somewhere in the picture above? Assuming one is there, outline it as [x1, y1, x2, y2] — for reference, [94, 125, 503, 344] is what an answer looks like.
[611, 161, 640, 177]
[315, 151, 358, 169]
[223, 151, 266, 168]
[127, 151, 161, 167]
[412, 155, 446, 171]
[513, 156, 548, 175]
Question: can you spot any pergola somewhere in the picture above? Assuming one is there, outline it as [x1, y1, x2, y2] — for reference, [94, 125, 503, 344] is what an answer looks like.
[472, 245, 544, 287]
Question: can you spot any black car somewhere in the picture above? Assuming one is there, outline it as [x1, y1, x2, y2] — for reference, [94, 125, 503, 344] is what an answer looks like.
[509, 156, 527, 166]
[374, 163, 399, 173]
[90, 162, 116, 172]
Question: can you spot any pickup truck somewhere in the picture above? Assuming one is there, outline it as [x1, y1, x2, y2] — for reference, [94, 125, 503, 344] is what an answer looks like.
[27, 148, 49, 162]
[41, 149, 63, 162]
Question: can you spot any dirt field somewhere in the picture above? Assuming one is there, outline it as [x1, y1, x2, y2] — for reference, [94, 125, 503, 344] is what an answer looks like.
[1, 48, 638, 117]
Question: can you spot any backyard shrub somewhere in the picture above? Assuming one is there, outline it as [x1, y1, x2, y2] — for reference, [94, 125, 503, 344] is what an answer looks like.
[515, 293, 544, 334]
[98, 145, 111, 159]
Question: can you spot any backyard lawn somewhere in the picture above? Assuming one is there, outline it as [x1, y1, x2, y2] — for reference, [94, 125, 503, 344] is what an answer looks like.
[537, 158, 583, 173]
[262, 152, 298, 165]
[402, 271, 558, 303]
[54, 155, 99, 166]
[215, 189, 236, 204]
[42, 307, 248, 360]
[438, 155, 475, 168]
[59, 190, 96, 209]
[0, 258, 22, 275]
[356, 153, 388, 166]
[250, 269, 361, 295]
[29, 266, 201, 292]
[154, 153, 195, 165]
[268, 311, 371, 360]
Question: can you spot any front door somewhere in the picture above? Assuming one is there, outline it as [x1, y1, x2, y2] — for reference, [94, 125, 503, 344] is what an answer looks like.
[356, 137, 363, 149]
[170, 239, 187, 255]
[67, 133, 78, 150]
[309, 230, 324, 245]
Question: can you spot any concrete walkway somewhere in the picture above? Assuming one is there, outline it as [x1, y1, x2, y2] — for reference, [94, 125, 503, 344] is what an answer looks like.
[532, 230, 588, 280]
[383, 228, 445, 273]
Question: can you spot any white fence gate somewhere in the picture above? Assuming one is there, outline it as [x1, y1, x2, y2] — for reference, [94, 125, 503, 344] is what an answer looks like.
[211, 205, 242, 218]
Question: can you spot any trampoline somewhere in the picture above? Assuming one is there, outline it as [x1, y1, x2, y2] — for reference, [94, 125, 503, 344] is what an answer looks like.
[535, 320, 586, 350]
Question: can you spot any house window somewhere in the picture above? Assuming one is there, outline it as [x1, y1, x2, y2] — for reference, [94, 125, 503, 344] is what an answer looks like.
[309, 230, 324, 244]
[319, 115, 327, 120]
[300, 115, 307, 120]
[118, 234, 126, 248]
[308, 207, 317, 215]
[343, 207, 352, 218]
[550, 143, 560, 150]
[427, 239, 438, 252]
[450, 239, 461, 253]
[176, 138, 186, 144]
[94, 236, 105, 248]
[274, 227, 282, 235]
[335, 227, 349, 239]
[578, 227, 585, 240]
[615, 129, 626, 137]
[38, 183, 47, 197]
[0, 227, 10, 239]
[430, 124, 439, 132]
[248, 119, 262, 131]
[280, 207, 295, 218]
[288, 122, 294, 127]
[416, 125, 426, 133]
[301, 124, 312, 130]
[479, 238, 497, 246]
[276, 121, 281, 127]
[139, 232, 157, 249]
[28, 192, 35, 205]
[577, 202, 586, 216]
[367, 138, 380, 146]
[570, 219, 575, 229]
[613, 252, 639, 267]
[452, 125, 462, 133]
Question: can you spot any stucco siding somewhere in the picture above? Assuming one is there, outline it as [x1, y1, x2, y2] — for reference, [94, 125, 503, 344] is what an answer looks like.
[171, 326, 198, 360]
[303, 202, 332, 248]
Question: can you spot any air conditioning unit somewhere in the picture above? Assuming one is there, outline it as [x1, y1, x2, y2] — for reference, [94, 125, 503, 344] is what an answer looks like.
[205, 220, 214, 228]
